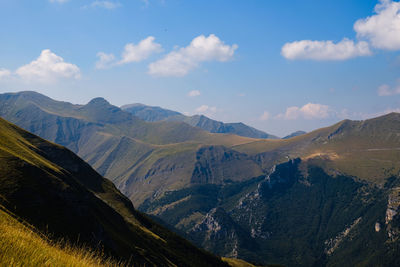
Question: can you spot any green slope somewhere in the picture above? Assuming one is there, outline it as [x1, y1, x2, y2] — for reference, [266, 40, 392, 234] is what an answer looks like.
[0, 116, 228, 266]
[3, 91, 400, 266]
[137, 112, 400, 266]
[0, 91, 258, 206]
[0, 204, 121, 267]
[140, 159, 400, 266]
[234, 113, 400, 184]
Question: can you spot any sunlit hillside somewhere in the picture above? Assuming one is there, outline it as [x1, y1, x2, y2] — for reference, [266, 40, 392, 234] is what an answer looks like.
[0, 204, 121, 267]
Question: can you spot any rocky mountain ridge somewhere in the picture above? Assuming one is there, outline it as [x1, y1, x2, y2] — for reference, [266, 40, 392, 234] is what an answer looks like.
[121, 102, 279, 139]
[2, 91, 400, 265]
[0, 116, 229, 266]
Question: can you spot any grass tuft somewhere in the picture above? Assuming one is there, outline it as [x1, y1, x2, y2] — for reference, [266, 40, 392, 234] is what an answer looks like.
[0, 206, 123, 267]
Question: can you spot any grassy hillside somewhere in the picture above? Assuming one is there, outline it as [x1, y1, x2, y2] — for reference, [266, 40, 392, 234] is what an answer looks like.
[234, 113, 400, 184]
[2, 91, 399, 207]
[0, 116, 229, 266]
[0, 204, 121, 267]
[0, 91, 258, 206]
[140, 159, 400, 266]
[2, 91, 400, 265]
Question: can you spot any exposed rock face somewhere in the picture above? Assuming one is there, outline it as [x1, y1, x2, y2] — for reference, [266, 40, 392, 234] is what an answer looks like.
[386, 187, 400, 241]
[375, 222, 381, 232]
[141, 159, 400, 266]
[386, 188, 400, 224]
[324, 217, 362, 255]
[5, 92, 400, 266]
[260, 158, 300, 192]
[190, 207, 257, 259]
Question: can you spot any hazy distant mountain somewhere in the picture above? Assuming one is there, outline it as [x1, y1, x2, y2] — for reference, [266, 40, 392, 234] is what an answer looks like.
[121, 103, 183, 122]
[282, 130, 306, 139]
[3, 91, 400, 266]
[0, 91, 260, 207]
[0, 116, 228, 266]
[121, 103, 279, 139]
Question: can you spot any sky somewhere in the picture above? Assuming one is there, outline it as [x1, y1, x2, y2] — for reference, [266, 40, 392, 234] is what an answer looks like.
[0, 0, 400, 137]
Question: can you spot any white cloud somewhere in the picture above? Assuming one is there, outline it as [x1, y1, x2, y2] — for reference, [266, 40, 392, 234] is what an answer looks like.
[281, 39, 371, 60]
[16, 49, 80, 83]
[188, 90, 201, 97]
[377, 80, 400, 96]
[281, 0, 400, 60]
[0, 68, 11, 80]
[277, 103, 330, 120]
[354, 0, 400, 50]
[300, 103, 330, 119]
[95, 52, 115, 69]
[260, 111, 270, 121]
[96, 36, 162, 69]
[337, 108, 350, 119]
[119, 36, 162, 64]
[148, 34, 238, 77]
[195, 105, 217, 116]
[89, 1, 121, 9]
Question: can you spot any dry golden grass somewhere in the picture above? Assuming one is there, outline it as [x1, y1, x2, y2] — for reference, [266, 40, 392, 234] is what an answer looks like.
[222, 257, 256, 267]
[0, 206, 123, 267]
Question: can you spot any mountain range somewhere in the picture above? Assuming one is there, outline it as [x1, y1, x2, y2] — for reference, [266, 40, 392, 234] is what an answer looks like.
[121, 103, 279, 139]
[1, 91, 400, 266]
[0, 116, 234, 266]
[0, 91, 261, 206]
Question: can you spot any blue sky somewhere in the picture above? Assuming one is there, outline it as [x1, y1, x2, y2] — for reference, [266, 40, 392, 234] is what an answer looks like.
[0, 0, 400, 136]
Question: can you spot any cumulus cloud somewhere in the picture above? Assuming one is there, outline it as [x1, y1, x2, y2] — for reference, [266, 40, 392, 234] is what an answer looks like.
[96, 36, 162, 69]
[88, 1, 121, 9]
[354, 0, 400, 50]
[0, 68, 11, 80]
[188, 90, 201, 97]
[277, 103, 330, 120]
[16, 49, 80, 83]
[282, 0, 400, 60]
[377, 80, 400, 96]
[95, 52, 116, 69]
[148, 34, 238, 77]
[119, 36, 162, 64]
[260, 111, 270, 121]
[281, 39, 371, 60]
[195, 105, 217, 116]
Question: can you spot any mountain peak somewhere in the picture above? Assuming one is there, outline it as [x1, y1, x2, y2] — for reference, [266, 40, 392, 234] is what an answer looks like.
[3, 91, 53, 103]
[283, 130, 306, 139]
[87, 97, 110, 106]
